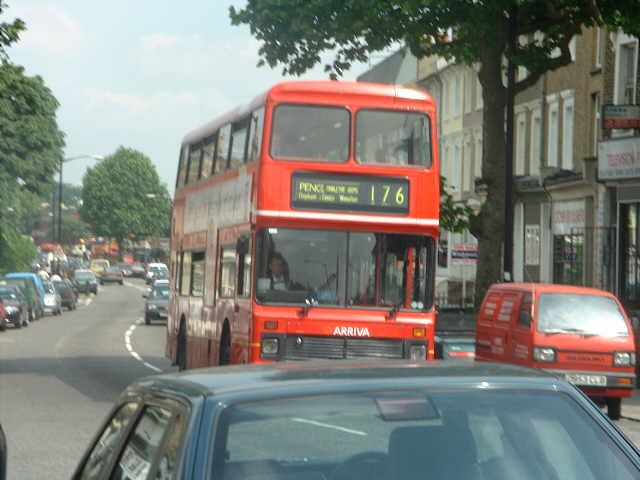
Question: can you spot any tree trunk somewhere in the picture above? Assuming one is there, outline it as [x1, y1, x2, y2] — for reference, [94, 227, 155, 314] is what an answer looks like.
[472, 51, 507, 309]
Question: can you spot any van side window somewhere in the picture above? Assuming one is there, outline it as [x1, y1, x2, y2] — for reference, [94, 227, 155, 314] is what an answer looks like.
[480, 292, 502, 323]
[518, 293, 532, 328]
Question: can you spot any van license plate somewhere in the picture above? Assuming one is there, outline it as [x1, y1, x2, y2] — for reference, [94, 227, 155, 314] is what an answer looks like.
[565, 374, 607, 387]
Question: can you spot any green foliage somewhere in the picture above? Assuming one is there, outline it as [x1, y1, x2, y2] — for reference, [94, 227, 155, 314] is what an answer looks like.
[81, 147, 171, 244]
[0, 1, 24, 60]
[440, 177, 473, 234]
[0, 229, 36, 274]
[60, 213, 89, 246]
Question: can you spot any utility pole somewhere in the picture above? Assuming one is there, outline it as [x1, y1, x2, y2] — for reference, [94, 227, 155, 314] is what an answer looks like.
[504, 5, 517, 281]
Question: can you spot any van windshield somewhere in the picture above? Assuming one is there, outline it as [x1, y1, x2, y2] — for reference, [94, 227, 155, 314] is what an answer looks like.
[537, 293, 629, 337]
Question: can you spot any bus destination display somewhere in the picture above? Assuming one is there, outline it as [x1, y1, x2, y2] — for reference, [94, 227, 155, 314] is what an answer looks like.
[291, 172, 409, 214]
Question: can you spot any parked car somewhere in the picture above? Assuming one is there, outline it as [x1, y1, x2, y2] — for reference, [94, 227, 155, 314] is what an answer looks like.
[52, 279, 77, 310]
[130, 263, 146, 278]
[42, 281, 62, 316]
[73, 361, 640, 480]
[100, 266, 124, 285]
[476, 282, 636, 420]
[90, 258, 110, 278]
[73, 269, 98, 295]
[143, 279, 169, 324]
[0, 284, 28, 329]
[145, 262, 168, 285]
[2, 273, 45, 320]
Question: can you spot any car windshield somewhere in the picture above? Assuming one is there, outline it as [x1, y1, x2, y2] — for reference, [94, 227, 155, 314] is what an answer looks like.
[75, 272, 95, 281]
[537, 293, 629, 336]
[256, 228, 435, 310]
[215, 389, 637, 480]
[106, 267, 120, 273]
[43, 282, 55, 294]
[53, 281, 69, 291]
[0, 289, 18, 300]
[152, 285, 169, 298]
[356, 109, 431, 167]
[270, 105, 349, 162]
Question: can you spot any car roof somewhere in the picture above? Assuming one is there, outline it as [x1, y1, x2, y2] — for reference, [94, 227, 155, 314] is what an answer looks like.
[153, 279, 169, 285]
[488, 282, 617, 297]
[129, 361, 565, 402]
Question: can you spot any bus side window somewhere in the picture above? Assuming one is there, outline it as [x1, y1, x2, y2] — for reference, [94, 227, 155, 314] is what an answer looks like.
[176, 146, 189, 188]
[201, 134, 216, 179]
[229, 120, 249, 170]
[180, 252, 192, 296]
[186, 144, 202, 184]
[247, 107, 264, 164]
[218, 246, 236, 298]
[190, 252, 205, 297]
[236, 236, 251, 298]
[215, 124, 231, 174]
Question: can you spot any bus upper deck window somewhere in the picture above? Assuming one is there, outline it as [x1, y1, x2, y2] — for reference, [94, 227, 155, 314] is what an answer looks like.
[270, 105, 349, 163]
[356, 110, 431, 167]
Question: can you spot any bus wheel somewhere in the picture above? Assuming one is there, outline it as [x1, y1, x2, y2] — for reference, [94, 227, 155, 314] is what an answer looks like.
[177, 318, 187, 371]
[607, 397, 622, 420]
[219, 323, 231, 366]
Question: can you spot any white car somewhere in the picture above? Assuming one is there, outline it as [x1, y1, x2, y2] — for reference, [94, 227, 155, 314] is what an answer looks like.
[145, 263, 168, 285]
[42, 281, 62, 316]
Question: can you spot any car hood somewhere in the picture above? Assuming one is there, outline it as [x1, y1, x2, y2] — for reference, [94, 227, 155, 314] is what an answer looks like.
[146, 298, 168, 307]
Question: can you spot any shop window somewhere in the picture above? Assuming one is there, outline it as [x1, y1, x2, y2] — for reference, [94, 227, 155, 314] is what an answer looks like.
[553, 234, 584, 286]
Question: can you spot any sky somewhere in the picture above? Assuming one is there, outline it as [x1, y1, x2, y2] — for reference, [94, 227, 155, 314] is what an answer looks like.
[5, 1, 376, 194]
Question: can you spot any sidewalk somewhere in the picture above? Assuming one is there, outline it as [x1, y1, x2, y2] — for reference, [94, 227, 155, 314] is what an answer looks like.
[623, 402, 640, 421]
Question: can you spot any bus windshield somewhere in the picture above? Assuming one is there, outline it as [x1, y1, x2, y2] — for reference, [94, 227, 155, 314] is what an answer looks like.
[256, 228, 434, 310]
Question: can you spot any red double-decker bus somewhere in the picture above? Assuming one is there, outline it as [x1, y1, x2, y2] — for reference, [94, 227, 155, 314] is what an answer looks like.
[167, 80, 439, 369]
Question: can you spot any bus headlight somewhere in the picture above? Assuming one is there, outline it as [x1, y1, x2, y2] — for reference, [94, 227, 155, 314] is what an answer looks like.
[614, 352, 636, 367]
[533, 347, 556, 363]
[261, 337, 279, 356]
[408, 344, 427, 360]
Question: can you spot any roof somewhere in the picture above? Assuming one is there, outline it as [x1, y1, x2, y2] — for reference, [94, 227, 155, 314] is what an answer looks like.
[488, 282, 618, 297]
[131, 360, 561, 400]
[182, 80, 434, 146]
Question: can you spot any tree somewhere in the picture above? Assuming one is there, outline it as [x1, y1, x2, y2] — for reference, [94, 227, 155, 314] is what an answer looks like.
[60, 213, 89, 246]
[0, 1, 24, 61]
[0, 230, 36, 274]
[230, 0, 640, 304]
[81, 147, 171, 252]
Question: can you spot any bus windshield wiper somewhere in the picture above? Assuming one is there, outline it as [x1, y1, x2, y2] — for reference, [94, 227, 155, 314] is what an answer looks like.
[300, 295, 318, 316]
[387, 301, 403, 319]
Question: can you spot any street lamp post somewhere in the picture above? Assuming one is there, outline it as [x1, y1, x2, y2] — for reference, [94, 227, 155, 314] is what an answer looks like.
[56, 154, 103, 243]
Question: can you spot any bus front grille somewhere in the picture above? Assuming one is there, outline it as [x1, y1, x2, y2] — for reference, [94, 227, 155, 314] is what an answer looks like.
[282, 335, 404, 360]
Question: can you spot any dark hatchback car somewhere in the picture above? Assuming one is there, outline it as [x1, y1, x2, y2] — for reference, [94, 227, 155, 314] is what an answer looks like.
[143, 280, 169, 324]
[73, 361, 640, 480]
[53, 279, 78, 310]
[0, 285, 28, 329]
[73, 269, 98, 295]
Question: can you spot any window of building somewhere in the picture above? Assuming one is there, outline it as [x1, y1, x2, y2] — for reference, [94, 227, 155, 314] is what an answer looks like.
[190, 251, 205, 297]
[463, 142, 472, 192]
[547, 99, 559, 167]
[453, 145, 461, 194]
[201, 134, 216, 179]
[474, 138, 482, 180]
[562, 94, 574, 170]
[454, 74, 461, 117]
[464, 71, 472, 114]
[475, 75, 483, 110]
[515, 111, 527, 175]
[553, 234, 584, 286]
[529, 108, 541, 177]
[594, 27, 603, 69]
[618, 41, 638, 104]
[591, 93, 600, 156]
[219, 246, 236, 298]
[214, 124, 231, 173]
[180, 252, 191, 296]
[247, 107, 264, 164]
[229, 121, 249, 170]
[187, 145, 202, 184]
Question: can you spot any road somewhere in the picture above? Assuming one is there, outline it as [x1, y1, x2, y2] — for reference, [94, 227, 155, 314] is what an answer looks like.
[1, 279, 640, 479]
[0, 278, 174, 480]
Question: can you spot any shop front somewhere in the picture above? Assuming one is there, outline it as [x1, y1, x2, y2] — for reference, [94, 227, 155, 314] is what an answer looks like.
[598, 136, 640, 310]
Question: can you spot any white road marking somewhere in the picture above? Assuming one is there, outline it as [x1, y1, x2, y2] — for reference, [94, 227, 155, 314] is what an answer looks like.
[124, 281, 150, 293]
[291, 418, 367, 436]
[123, 318, 163, 373]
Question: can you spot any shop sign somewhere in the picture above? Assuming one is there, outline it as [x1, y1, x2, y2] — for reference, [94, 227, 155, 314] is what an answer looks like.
[598, 136, 640, 180]
[552, 200, 585, 236]
[451, 244, 478, 264]
[525, 225, 540, 266]
[602, 105, 640, 130]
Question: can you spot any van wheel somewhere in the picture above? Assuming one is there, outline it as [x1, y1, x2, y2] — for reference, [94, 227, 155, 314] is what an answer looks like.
[607, 397, 622, 420]
[177, 318, 187, 371]
[219, 323, 231, 366]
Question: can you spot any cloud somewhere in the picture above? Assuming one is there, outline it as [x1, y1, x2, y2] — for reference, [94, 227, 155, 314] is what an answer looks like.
[85, 88, 200, 116]
[140, 33, 183, 52]
[9, 3, 90, 56]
